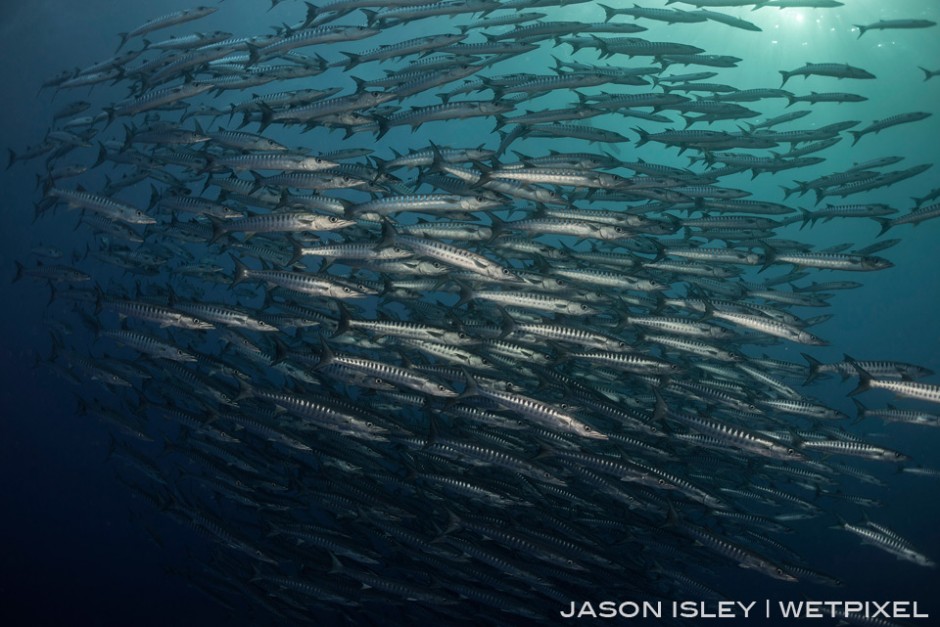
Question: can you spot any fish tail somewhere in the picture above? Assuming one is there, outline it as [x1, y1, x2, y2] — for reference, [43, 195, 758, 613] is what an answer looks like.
[812, 187, 825, 205]
[92, 143, 109, 169]
[257, 102, 275, 133]
[328, 552, 346, 575]
[246, 43, 263, 67]
[871, 217, 892, 237]
[845, 356, 873, 397]
[800, 352, 823, 385]
[797, 207, 812, 230]
[229, 255, 251, 288]
[313, 335, 335, 371]
[284, 240, 303, 268]
[331, 303, 352, 338]
[851, 398, 868, 423]
[209, 216, 228, 245]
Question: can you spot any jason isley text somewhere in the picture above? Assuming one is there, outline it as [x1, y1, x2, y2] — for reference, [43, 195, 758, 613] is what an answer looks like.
[560, 600, 929, 619]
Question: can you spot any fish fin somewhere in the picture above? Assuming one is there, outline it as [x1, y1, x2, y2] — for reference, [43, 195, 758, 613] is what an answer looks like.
[801, 352, 823, 385]
[229, 254, 251, 287]
[845, 357, 873, 397]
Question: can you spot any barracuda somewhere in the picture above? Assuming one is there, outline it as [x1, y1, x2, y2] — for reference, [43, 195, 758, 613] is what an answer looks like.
[462, 372, 606, 439]
[382, 232, 521, 283]
[100, 329, 197, 362]
[799, 438, 909, 461]
[209, 211, 353, 243]
[779, 62, 875, 86]
[347, 193, 502, 217]
[682, 524, 797, 581]
[252, 389, 389, 440]
[251, 25, 380, 63]
[566, 350, 678, 375]
[504, 217, 632, 240]
[207, 152, 338, 173]
[316, 342, 458, 397]
[173, 302, 279, 333]
[835, 520, 935, 567]
[848, 362, 940, 404]
[463, 288, 598, 316]
[98, 297, 214, 330]
[231, 257, 370, 299]
[627, 316, 734, 340]
[855, 19, 937, 38]
[117, 6, 218, 51]
[507, 320, 628, 352]
[711, 311, 827, 345]
[47, 187, 156, 225]
[668, 410, 804, 461]
[483, 166, 629, 189]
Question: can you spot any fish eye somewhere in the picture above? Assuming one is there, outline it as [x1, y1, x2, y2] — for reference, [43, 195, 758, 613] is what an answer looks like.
[658, 478, 665, 485]
[329, 216, 337, 222]
[366, 422, 373, 427]
[438, 385, 446, 391]
[787, 448, 795, 455]
[475, 195, 487, 202]
[580, 304, 588, 310]
[584, 426, 592, 432]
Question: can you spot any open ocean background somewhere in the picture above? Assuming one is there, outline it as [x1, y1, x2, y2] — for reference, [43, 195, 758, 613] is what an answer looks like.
[0, 1, 938, 625]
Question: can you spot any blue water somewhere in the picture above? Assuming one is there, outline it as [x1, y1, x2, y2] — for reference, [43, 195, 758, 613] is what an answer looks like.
[1, 1, 938, 625]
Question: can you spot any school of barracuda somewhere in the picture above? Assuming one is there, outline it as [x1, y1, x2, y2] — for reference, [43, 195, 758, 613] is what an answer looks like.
[9, 0, 940, 624]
